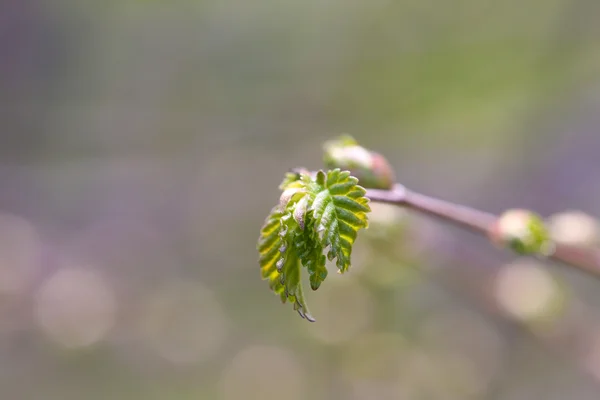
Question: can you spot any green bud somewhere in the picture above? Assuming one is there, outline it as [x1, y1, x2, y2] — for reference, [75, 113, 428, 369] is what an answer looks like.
[323, 135, 395, 190]
[489, 209, 554, 256]
[547, 210, 600, 247]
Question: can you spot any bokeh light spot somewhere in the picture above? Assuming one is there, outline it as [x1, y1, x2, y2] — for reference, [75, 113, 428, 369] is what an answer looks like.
[138, 279, 228, 365]
[35, 267, 117, 349]
[495, 260, 563, 323]
[218, 345, 305, 400]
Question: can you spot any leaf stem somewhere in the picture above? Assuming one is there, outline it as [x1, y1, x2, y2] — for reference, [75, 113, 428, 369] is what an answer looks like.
[364, 184, 600, 278]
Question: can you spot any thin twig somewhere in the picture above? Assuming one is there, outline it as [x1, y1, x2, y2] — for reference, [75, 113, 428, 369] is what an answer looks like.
[364, 184, 600, 279]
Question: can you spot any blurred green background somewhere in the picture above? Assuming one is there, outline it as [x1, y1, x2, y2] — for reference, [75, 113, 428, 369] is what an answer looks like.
[2, 0, 600, 399]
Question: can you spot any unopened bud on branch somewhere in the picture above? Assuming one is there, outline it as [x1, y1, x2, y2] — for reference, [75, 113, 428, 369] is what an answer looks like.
[323, 135, 395, 190]
[489, 209, 554, 256]
[547, 210, 600, 247]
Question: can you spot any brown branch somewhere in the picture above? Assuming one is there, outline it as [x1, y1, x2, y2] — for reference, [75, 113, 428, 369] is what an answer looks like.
[365, 184, 600, 279]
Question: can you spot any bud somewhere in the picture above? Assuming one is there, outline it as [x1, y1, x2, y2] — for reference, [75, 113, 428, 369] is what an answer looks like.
[547, 210, 600, 247]
[323, 135, 395, 190]
[489, 209, 553, 255]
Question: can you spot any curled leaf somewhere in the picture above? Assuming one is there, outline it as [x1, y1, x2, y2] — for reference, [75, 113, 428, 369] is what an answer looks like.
[257, 169, 370, 321]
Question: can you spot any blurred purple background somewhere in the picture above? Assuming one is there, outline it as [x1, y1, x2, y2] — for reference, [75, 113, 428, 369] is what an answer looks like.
[1, 0, 600, 399]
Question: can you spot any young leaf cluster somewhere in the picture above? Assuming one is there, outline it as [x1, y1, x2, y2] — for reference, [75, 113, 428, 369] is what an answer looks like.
[257, 169, 371, 321]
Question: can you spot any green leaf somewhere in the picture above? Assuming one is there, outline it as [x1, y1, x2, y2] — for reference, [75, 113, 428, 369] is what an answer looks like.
[258, 200, 315, 321]
[310, 169, 370, 273]
[257, 168, 371, 321]
[279, 171, 302, 190]
[297, 217, 327, 291]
